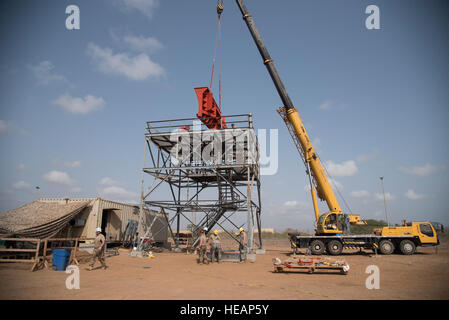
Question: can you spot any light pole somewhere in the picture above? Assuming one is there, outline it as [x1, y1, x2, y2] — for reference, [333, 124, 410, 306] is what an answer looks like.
[379, 177, 389, 227]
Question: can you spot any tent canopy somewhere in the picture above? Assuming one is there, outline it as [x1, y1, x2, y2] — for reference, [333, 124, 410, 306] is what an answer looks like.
[0, 200, 89, 238]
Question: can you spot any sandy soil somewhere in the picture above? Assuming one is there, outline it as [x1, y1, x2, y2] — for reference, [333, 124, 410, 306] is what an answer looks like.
[1, 238, 448, 300]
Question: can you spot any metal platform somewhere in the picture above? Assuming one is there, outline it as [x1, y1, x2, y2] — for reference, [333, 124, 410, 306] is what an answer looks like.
[137, 114, 263, 253]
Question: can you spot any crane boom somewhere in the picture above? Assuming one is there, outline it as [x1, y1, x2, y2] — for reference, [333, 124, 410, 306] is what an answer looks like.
[232, 1, 437, 249]
[235, 0, 293, 110]
[235, 0, 342, 221]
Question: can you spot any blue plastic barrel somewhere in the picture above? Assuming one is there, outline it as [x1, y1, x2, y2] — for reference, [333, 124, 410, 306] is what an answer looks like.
[52, 249, 72, 271]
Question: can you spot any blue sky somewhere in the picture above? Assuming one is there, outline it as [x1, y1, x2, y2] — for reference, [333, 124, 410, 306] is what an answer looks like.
[1, 0, 448, 232]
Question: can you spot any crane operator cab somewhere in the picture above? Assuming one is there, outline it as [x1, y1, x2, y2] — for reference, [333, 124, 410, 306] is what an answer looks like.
[316, 212, 365, 235]
[316, 212, 342, 235]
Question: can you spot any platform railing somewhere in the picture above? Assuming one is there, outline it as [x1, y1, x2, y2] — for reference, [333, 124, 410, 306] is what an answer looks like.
[146, 114, 253, 135]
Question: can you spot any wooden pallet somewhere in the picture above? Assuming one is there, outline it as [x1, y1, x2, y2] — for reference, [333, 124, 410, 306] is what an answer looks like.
[274, 263, 348, 275]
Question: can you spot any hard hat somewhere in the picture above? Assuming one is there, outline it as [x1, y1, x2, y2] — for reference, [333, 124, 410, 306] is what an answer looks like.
[239, 228, 244, 232]
[96, 227, 102, 232]
[203, 227, 208, 232]
[214, 230, 218, 235]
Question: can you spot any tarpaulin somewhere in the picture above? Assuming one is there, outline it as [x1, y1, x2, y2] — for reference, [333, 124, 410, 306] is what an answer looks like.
[0, 200, 89, 239]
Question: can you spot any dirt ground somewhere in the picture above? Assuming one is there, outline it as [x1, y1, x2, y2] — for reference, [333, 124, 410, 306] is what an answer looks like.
[1, 238, 449, 300]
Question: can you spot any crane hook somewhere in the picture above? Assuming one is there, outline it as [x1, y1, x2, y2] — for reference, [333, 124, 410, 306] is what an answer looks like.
[217, 1, 224, 16]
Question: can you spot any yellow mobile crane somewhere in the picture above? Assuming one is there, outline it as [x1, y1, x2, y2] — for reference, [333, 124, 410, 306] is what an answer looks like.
[234, 0, 439, 255]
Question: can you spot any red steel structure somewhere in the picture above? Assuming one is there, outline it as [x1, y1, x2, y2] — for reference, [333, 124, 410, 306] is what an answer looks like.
[194, 87, 227, 130]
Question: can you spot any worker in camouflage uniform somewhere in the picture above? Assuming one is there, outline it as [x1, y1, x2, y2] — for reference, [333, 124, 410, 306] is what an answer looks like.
[210, 230, 222, 263]
[197, 228, 209, 264]
[239, 228, 247, 262]
[87, 227, 108, 270]
[343, 214, 351, 235]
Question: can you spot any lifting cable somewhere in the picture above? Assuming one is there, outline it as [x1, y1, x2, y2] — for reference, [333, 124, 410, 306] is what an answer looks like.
[318, 154, 354, 215]
[210, 0, 224, 109]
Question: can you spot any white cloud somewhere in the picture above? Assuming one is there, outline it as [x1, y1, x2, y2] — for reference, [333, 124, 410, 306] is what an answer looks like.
[28, 60, 66, 85]
[123, 35, 163, 53]
[328, 178, 344, 190]
[53, 94, 105, 115]
[120, 0, 159, 18]
[0, 120, 28, 135]
[43, 170, 75, 186]
[350, 190, 370, 198]
[404, 189, 431, 200]
[318, 99, 332, 110]
[13, 181, 31, 190]
[99, 177, 120, 186]
[375, 192, 395, 201]
[98, 177, 136, 201]
[282, 200, 311, 212]
[324, 160, 358, 177]
[53, 159, 82, 168]
[274, 200, 312, 221]
[63, 160, 81, 168]
[284, 200, 299, 207]
[86, 42, 164, 80]
[399, 163, 446, 177]
[100, 186, 137, 201]
[318, 99, 347, 111]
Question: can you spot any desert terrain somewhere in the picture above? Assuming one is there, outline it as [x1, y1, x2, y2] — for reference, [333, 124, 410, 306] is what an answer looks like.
[1, 237, 448, 300]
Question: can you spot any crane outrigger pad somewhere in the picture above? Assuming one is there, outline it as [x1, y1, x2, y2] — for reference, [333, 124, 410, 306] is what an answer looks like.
[195, 87, 228, 129]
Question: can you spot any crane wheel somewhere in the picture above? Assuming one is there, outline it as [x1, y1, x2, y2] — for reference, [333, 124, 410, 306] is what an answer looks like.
[379, 240, 394, 255]
[327, 240, 343, 255]
[399, 240, 416, 255]
[310, 240, 325, 255]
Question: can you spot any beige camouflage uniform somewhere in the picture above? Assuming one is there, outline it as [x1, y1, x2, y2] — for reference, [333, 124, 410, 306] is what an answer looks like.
[89, 233, 107, 269]
[198, 233, 208, 264]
